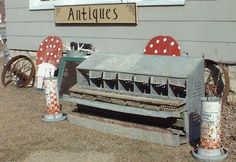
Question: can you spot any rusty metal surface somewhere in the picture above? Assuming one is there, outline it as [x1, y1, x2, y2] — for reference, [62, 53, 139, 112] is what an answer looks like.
[1, 55, 35, 88]
[204, 59, 230, 105]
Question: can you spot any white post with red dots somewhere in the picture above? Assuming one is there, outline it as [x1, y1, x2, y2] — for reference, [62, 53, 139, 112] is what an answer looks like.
[41, 77, 67, 122]
[192, 97, 228, 161]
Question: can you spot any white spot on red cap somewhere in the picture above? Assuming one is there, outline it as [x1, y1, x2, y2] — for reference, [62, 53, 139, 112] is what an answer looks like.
[40, 48, 43, 51]
[40, 57, 43, 60]
[51, 38, 54, 41]
[56, 59, 60, 63]
[156, 39, 160, 44]
[54, 55, 57, 58]
[144, 49, 146, 53]
[163, 38, 167, 42]
[45, 39, 48, 42]
[50, 52, 53, 56]
[163, 49, 167, 53]
[46, 52, 49, 56]
[170, 42, 175, 46]
[150, 44, 153, 48]
[178, 46, 180, 50]
[154, 50, 158, 54]
[46, 45, 49, 48]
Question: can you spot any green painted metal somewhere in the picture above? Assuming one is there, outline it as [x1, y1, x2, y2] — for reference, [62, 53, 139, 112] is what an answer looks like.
[58, 56, 86, 95]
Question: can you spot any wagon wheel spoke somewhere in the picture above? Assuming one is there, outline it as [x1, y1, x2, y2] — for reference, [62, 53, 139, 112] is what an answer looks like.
[204, 59, 229, 105]
[205, 72, 213, 84]
[1, 55, 36, 88]
[4, 71, 18, 86]
[18, 61, 31, 72]
[206, 84, 217, 96]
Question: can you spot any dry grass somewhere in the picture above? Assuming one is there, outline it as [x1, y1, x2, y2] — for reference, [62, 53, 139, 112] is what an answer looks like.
[0, 57, 235, 162]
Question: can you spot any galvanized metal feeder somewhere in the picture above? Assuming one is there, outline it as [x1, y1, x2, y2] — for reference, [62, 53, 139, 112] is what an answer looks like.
[192, 97, 228, 161]
[60, 53, 205, 146]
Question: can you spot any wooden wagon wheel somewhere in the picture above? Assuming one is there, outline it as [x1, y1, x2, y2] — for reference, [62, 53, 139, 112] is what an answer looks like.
[1, 55, 36, 88]
[204, 59, 229, 105]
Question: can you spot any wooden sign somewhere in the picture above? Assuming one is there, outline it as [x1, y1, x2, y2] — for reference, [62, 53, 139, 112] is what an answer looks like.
[55, 3, 137, 24]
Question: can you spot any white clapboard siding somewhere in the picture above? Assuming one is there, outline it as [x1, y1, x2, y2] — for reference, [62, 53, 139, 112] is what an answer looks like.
[5, 0, 236, 62]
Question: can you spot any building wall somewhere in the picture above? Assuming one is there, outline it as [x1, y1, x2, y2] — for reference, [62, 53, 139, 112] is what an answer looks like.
[5, 0, 236, 62]
[0, 0, 5, 24]
[0, 0, 5, 40]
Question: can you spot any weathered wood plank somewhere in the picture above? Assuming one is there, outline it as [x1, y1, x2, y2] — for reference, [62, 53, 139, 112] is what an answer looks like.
[69, 86, 185, 107]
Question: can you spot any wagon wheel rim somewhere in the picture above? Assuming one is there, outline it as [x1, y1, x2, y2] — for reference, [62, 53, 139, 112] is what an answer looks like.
[204, 59, 229, 105]
[1, 55, 36, 88]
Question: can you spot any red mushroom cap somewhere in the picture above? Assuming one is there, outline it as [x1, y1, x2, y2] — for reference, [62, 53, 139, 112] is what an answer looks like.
[144, 35, 180, 56]
[36, 36, 63, 67]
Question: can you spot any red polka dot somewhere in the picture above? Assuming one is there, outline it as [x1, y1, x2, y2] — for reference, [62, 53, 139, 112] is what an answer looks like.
[144, 35, 180, 56]
[36, 36, 63, 67]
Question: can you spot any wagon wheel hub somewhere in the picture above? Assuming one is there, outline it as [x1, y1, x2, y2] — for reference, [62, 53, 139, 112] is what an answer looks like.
[1, 55, 36, 88]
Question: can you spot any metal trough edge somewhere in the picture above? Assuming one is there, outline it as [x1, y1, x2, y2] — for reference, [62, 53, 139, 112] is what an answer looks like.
[61, 95, 181, 118]
[67, 114, 181, 147]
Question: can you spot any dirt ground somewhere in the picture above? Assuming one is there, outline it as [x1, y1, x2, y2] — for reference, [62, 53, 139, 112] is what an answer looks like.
[0, 57, 235, 162]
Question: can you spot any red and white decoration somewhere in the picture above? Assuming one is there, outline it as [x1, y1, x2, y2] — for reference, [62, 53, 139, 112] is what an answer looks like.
[36, 36, 63, 67]
[144, 35, 180, 56]
[36, 63, 57, 89]
[43, 78, 61, 115]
